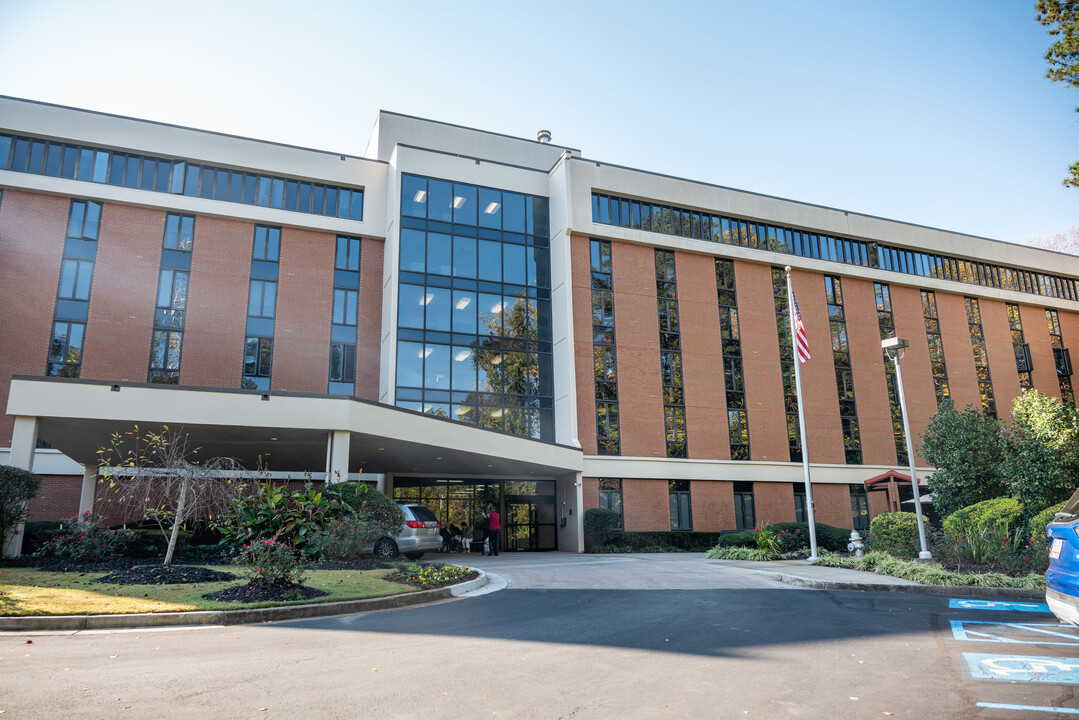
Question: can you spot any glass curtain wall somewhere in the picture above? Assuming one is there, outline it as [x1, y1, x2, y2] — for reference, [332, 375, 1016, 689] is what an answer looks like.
[396, 174, 554, 441]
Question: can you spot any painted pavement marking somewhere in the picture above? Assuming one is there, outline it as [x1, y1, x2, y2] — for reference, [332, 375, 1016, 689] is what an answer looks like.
[949, 599, 1051, 613]
[962, 653, 1079, 684]
[976, 702, 1079, 715]
[951, 620, 1079, 647]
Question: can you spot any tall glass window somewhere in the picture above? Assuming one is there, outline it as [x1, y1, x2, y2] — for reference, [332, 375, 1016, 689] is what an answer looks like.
[598, 478, 623, 529]
[965, 297, 996, 416]
[850, 484, 870, 531]
[242, 226, 280, 390]
[397, 174, 553, 441]
[669, 480, 692, 531]
[772, 268, 801, 462]
[48, 199, 102, 378]
[920, 291, 951, 406]
[826, 276, 861, 464]
[656, 250, 687, 458]
[717, 260, 749, 459]
[1007, 303, 1033, 390]
[329, 236, 361, 395]
[591, 240, 620, 454]
[1046, 309, 1075, 407]
[148, 214, 194, 384]
[874, 283, 908, 465]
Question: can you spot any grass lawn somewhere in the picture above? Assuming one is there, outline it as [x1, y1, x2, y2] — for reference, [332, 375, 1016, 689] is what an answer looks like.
[0, 565, 420, 616]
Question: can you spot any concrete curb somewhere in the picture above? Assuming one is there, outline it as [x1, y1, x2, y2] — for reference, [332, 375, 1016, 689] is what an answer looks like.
[753, 569, 1045, 600]
[0, 570, 490, 632]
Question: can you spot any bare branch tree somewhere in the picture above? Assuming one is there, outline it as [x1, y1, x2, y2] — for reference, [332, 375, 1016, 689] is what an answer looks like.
[96, 425, 252, 566]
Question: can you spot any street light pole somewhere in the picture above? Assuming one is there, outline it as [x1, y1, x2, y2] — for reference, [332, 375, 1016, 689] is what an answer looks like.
[883, 336, 932, 561]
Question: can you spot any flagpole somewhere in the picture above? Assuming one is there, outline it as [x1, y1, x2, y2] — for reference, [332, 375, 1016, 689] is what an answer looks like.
[786, 266, 819, 561]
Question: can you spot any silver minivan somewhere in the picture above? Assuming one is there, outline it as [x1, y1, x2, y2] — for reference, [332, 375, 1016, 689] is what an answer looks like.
[369, 502, 442, 560]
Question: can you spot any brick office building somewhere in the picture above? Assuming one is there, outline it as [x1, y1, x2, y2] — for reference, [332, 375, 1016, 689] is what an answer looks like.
[2, 95, 1078, 554]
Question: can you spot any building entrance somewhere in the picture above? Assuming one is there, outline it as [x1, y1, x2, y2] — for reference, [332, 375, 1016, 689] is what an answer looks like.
[392, 478, 557, 551]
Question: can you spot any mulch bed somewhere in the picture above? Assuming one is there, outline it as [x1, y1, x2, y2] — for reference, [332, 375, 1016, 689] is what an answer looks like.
[384, 569, 479, 590]
[203, 582, 328, 604]
[96, 565, 237, 585]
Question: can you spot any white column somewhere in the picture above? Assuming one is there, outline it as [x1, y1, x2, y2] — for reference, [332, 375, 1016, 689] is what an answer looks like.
[327, 430, 350, 484]
[79, 465, 97, 515]
[3, 416, 38, 557]
[573, 471, 585, 553]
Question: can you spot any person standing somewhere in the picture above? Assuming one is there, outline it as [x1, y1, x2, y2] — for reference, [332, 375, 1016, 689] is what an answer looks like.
[487, 504, 501, 556]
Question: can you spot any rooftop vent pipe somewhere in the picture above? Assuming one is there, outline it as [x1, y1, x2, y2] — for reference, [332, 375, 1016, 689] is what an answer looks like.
[537, 129, 552, 144]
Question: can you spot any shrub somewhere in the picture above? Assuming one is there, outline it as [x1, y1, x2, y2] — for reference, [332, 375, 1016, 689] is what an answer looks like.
[584, 508, 622, 545]
[706, 546, 775, 561]
[0, 465, 41, 553]
[220, 481, 345, 556]
[236, 537, 306, 587]
[1027, 501, 1067, 547]
[334, 482, 404, 540]
[868, 512, 932, 558]
[38, 512, 135, 562]
[307, 516, 385, 560]
[755, 524, 781, 555]
[773, 526, 811, 553]
[942, 497, 1022, 541]
[715, 523, 851, 552]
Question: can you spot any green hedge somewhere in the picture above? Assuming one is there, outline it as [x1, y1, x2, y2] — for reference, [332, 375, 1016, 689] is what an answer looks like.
[713, 523, 851, 552]
[1028, 501, 1067, 547]
[942, 497, 1022, 540]
[21, 521, 63, 555]
[614, 531, 722, 552]
[868, 512, 931, 558]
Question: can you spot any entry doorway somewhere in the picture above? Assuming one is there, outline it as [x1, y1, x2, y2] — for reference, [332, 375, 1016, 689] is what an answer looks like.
[393, 478, 557, 551]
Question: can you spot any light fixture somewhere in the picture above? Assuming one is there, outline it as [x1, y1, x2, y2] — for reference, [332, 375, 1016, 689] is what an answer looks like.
[484, 202, 500, 214]
[413, 190, 427, 203]
[452, 196, 466, 209]
[491, 409, 503, 417]
[455, 297, 471, 310]
[269, 437, 278, 441]
[491, 301, 503, 313]
[491, 355, 502, 365]
[378, 447, 385, 451]
[422, 346, 433, 358]
[423, 293, 434, 305]
[455, 350, 471, 361]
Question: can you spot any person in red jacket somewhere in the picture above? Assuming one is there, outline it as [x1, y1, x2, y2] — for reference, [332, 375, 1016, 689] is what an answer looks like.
[486, 504, 501, 556]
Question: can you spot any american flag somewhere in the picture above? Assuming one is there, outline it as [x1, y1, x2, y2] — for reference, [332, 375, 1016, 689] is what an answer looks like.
[792, 292, 811, 364]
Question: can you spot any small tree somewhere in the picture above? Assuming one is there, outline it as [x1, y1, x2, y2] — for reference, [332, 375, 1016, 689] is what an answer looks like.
[0, 465, 41, 554]
[97, 426, 251, 566]
[1004, 390, 1079, 517]
[920, 400, 1008, 518]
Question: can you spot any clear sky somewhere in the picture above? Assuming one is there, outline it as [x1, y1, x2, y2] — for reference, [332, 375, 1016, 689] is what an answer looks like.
[0, 0, 1075, 244]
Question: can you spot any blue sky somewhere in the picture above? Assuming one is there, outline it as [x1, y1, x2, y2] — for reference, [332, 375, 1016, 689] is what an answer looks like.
[0, 0, 1075, 244]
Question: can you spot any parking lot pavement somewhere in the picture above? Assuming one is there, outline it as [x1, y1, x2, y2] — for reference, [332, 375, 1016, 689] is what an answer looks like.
[942, 597, 1079, 717]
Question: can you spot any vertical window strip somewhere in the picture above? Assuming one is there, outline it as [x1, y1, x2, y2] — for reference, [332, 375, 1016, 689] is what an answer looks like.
[1007, 304, 1033, 390]
[589, 192, 1076, 301]
[827, 276, 862, 464]
[591, 240, 620, 455]
[772, 267, 801, 462]
[965, 297, 996, 416]
[329, 235, 361, 395]
[655, 250, 687, 458]
[669, 479, 692, 530]
[1046, 309, 1076, 408]
[47, 199, 102, 378]
[874, 283, 908, 465]
[920, 291, 951, 405]
[717, 259, 749, 459]
[148, 213, 193, 384]
[242, 226, 280, 390]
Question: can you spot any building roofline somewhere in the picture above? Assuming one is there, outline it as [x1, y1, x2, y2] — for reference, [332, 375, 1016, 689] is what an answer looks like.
[576, 155, 1074, 262]
[377, 110, 581, 154]
[0, 94, 387, 166]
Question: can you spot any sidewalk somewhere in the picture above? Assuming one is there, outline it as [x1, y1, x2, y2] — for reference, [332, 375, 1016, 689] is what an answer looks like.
[710, 557, 1045, 599]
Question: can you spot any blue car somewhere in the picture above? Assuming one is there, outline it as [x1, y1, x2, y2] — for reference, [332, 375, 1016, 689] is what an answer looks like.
[1046, 489, 1079, 626]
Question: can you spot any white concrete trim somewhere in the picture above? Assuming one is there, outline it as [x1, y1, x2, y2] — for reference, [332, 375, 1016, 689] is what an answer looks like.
[581, 455, 933, 485]
[79, 467, 97, 515]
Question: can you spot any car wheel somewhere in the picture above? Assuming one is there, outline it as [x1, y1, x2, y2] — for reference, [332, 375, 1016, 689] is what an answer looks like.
[405, 552, 424, 560]
[373, 538, 399, 560]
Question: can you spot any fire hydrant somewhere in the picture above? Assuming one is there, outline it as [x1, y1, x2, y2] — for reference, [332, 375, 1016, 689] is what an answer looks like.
[848, 530, 865, 558]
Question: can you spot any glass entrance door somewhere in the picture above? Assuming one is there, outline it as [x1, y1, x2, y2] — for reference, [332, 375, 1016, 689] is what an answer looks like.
[505, 497, 556, 550]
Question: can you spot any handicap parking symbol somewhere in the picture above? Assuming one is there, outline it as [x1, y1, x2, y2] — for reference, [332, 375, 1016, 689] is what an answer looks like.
[963, 653, 1079, 684]
[949, 599, 1050, 613]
